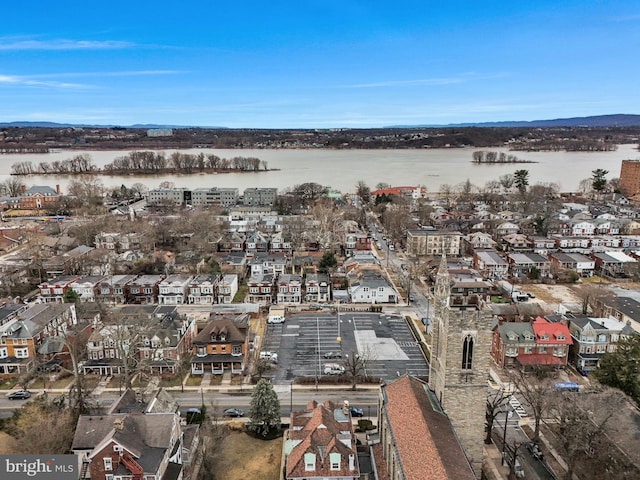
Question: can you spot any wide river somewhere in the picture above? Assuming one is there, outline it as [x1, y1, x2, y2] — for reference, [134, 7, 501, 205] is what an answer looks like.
[0, 144, 638, 194]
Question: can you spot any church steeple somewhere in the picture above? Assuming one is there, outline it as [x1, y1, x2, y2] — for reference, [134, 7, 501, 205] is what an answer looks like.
[434, 252, 450, 305]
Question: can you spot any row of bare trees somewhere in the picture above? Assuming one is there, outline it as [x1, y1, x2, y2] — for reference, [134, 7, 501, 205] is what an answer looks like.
[104, 151, 268, 173]
[486, 369, 638, 480]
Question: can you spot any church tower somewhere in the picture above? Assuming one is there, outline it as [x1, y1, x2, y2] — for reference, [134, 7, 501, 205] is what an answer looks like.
[428, 253, 492, 477]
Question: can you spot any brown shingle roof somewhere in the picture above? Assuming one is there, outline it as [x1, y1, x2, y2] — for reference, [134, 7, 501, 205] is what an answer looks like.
[286, 401, 359, 479]
[382, 376, 476, 480]
[192, 316, 246, 345]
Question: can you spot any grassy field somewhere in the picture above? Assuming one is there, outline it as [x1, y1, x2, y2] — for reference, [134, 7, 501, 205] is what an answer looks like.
[205, 429, 282, 480]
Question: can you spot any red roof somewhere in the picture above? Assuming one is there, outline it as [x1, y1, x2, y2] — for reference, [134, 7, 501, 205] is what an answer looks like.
[532, 317, 572, 345]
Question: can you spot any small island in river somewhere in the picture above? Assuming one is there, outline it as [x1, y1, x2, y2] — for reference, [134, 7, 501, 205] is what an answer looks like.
[471, 150, 537, 164]
[10, 151, 276, 176]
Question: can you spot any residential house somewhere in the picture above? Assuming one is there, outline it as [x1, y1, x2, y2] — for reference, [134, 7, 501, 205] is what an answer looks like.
[95, 232, 143, 252]
[72, 412, 186, 480]
[247, 274, 274, 305]
[552, 235, 591, 253]
[69, 276, 107, 303]
[592, 251, 637, 277]
[94, 275, 136, 304]
[495, 222, 519, 236]
[558, 313, 635, 374]
[187, 274, 219, 305]
[42, 245, 96, 278]
[501, 233, 532, 252]
[529, 317, 572, 368]
[190, 315, 249, 375]
[507, 253, 551, 279]
[571, 220, 596, 236]
[285, 400, 360, 480]
[529, 236, 557, 255]
[345, 233, 372, 255]
[245, 231, 270, 257]
[243, 187, 277, 206]
[39, 275, 80, 303]
[305, 273, 331, 303]
[269, 231, 292, 254]
[549, 253, 595, 277]
[217, 274, 238, 304]
[127, 275, 164, 304]
[83, 324, 127, 375]
[139, 311, 197, 375]
[349, 273, 397, 304]
[0, 303, 78, 375]
[491, 317, 572, 370]
[473, 249, 509, 279]
[158, 274, 194, 305]
[491, 322, 537, 368]
[374, 375, 476, 480]
[463, 232, 497, 254]
[248, 253, 288, 277]
[217, 232, 246, 253]
[277, 274, 303, 304]
[599, 296, 640, 333]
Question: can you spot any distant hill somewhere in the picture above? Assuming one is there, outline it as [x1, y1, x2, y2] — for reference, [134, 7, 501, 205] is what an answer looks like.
[0, 121, 224, 129]
[390, 114, 640, 128]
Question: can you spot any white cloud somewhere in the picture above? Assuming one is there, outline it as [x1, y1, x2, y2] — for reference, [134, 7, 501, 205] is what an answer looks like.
[0, 39, 133, 51]
[0, 74, 89, 89]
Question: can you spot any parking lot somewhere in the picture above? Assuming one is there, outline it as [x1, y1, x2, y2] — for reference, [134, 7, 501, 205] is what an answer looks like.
[260, 312, 430, 384]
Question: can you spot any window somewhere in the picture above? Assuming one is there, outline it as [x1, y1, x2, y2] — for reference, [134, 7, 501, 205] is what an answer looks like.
[538, 346, 546, 354]
[14, 348, 29, 358]
[330, 453, 341, 470]
[524, 346, 533, 354]
[104, 458, 112, 471]
[304, 453, 316, 472]
[197, 347, 206, 357]
[105, 475, 113, 480]
[232, 345, 241, 355]
[462, 335, 474, 370]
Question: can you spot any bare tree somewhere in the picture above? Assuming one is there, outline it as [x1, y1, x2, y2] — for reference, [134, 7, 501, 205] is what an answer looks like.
[485, 387, 512, 444]
[0, 177, 26, 197]
[512, 369, 554, 442]
[574, 285, 614, 315]
[343, 348, 376, 391]
[546, 390, 627, 480]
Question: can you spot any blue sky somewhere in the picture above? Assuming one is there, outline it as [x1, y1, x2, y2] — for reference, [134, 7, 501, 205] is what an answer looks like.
[1, 1, 639, 128]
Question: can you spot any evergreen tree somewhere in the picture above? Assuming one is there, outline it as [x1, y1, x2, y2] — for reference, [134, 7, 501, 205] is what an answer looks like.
[318, 251, 337, 273]
[593, 335, 640, 405]
[247, 379, 281, 437]
[513, 169, 529, 195]
[591, 168, 609, 192]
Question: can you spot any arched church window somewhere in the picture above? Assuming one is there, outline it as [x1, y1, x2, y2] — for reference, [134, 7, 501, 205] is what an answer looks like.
[462, 335, 474, 370]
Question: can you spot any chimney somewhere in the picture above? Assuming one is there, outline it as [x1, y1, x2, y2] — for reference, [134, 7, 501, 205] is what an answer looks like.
[349, 454, 355, 471]
[55, 184, 60, 194]
[113, 418, 125, 430]
[21, 185, 26, 194]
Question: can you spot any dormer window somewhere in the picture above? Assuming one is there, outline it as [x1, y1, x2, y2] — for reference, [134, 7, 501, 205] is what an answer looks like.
[539, 334, 549, 341]
[330, 453, 341, 470]
[555, 333, 565, 341]
[304, 453, 316, 472]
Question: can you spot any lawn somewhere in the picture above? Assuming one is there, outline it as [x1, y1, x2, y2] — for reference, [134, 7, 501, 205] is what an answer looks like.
[205, 430, 282, 480]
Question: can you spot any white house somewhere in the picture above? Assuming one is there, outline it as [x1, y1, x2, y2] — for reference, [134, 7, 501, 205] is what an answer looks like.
[158, 275, 194, 305]
[349, 274, 397, 304]
[69, 276, 107, 303]
[571, 221, 595, 236]
[218, 274, 238, 304]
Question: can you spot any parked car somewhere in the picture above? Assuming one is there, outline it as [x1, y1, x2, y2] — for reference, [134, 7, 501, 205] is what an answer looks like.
[223, 408, 244, 418]
[409, 295, 416, 302]
[324, 351, 342, 359]
[324, 363, 345, 375]
[259, 351, 274, 360]
[525, 441, 543, 460]
[7, 390, 31, 400]
[349, 406, 364, 417]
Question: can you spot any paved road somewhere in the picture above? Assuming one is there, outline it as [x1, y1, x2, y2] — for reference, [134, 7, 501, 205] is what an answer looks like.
[261, 312, 430, 384]
[1, 389, 380, 421]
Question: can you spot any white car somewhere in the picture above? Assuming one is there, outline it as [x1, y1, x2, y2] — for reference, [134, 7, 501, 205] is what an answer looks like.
[259, 351, 274, 360]
[324, 364, 345, 375]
